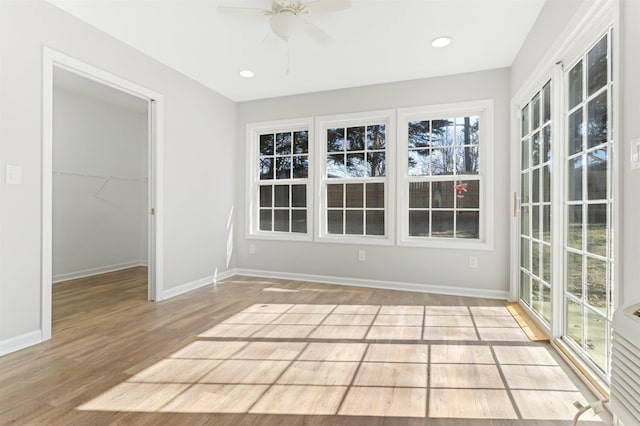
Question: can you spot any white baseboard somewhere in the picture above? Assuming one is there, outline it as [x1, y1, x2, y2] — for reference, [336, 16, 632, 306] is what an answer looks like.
[162, 275, 215, 300]
[214, 268, 236, 283]
[0, 330, 42, 356]
[53, 260, 148, 283]
[231, 268, 509, 300]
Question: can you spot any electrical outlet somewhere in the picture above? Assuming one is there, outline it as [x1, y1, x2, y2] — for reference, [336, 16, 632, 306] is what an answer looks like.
[358, 250, 366, 261]
[469, 256, 478, 268]
[5, 165, 21, 184]
[249, 244, 255, 254]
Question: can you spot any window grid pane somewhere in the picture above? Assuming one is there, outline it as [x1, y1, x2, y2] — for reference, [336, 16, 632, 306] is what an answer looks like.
[408, 179, 480, 239]
[324, 121, 387, 238]
[326, 183, 385, 236]
[255, 128, 309, 236]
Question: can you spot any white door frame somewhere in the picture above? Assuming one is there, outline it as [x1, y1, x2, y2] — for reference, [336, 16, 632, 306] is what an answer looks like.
[41, 47, 164, 340]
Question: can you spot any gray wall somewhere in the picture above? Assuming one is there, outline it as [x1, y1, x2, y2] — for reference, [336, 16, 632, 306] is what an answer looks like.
[510, 0, 587, 96]
[236, 69, 511, 295]
[620, 0, 640, 303]
[0, 0, 237, 343]
[52, 87, 148, 281]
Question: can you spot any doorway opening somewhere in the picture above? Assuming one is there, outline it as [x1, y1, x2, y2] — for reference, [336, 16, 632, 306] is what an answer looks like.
[42, 48, 164, 340]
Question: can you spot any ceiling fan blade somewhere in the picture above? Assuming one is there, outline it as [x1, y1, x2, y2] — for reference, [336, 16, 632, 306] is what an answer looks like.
[303, 0, 351, 14]
[218, 6, 271, 16]
[303, 21, 334, 46]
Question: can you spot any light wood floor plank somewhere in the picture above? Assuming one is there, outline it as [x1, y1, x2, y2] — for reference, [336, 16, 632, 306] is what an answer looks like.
[0, 267, 609, 425]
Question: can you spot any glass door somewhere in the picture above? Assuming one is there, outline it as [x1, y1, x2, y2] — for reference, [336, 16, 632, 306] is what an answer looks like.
[519, 81, 553, 327]
[563, 30, 614, 377]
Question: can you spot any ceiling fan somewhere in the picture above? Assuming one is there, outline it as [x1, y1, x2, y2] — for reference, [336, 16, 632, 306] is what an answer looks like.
[219, 0, 351, 46]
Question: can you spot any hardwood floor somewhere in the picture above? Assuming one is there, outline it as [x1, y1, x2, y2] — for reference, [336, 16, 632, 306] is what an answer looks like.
[0, 268, 607, 425]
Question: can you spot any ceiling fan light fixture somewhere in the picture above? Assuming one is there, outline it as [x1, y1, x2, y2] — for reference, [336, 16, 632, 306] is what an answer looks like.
[269, 10, 302, 41]
[239, 69, 255, 78]
[431, 36, 452, 48]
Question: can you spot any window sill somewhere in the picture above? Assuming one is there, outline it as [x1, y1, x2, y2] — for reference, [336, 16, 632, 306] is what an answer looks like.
[398, 237, 493, 251]
[316, 234, 394, 246]
[246, 232, 313, 242]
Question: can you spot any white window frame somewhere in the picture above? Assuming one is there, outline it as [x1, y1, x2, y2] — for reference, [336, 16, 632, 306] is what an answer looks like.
[315, 110, 395, 245]
[246, 117, 314, 241]
[397, 100, 494, 250]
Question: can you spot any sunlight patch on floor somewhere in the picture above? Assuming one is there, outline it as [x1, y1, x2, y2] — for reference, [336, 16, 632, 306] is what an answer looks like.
[77, 303, 603, 421]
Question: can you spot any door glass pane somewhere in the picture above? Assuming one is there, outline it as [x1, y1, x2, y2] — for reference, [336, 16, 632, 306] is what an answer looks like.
[521, 172, 529, 203]
[542, 205, 550, 242]
[532, 169, 540, 203]
[521, 271, 531, 306]
[532, 242, 540, 278]
[569, 108, 583, 155]
[587, 203, 607, 257]
[567, 252, 583, 297]
[586, 309, 607, 371]
[543, 165, 551, 203]
[532, 205, 540, 239]
[569, 60, 583, 109]
[543, 125, 552, 162]
[586, 256, 607, 314]
[522, 104, 530, 136]
[542, 244, 551, 283]
[532, 132, 540, 166]
[567, 300, 583, 345]
[543, 82, 551, 123]
[521, 237, 530, 270]
[587, 149, 607, 200]
[532, 94, 541, 129]
[587, 91, 608, 148]
[542, 284, 551, 323]
[587, 35, 608, 96]
[568, 157, 583, 201]
[521, 206, 530, 237]
[522, 138, 530, 170]
[567, 205, 583, 249]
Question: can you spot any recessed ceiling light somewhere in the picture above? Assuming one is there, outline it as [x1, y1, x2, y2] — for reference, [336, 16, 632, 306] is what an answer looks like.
[431, 36, 452, 48]
[239, 70, 255, 78]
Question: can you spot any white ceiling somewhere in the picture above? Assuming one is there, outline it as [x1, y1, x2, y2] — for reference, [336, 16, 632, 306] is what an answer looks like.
[47, 0, 546, 102]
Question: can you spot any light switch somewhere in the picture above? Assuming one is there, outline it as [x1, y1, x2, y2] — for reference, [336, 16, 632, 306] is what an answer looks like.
[632, 138, 640, 171]
[5, 165, 21, 184]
